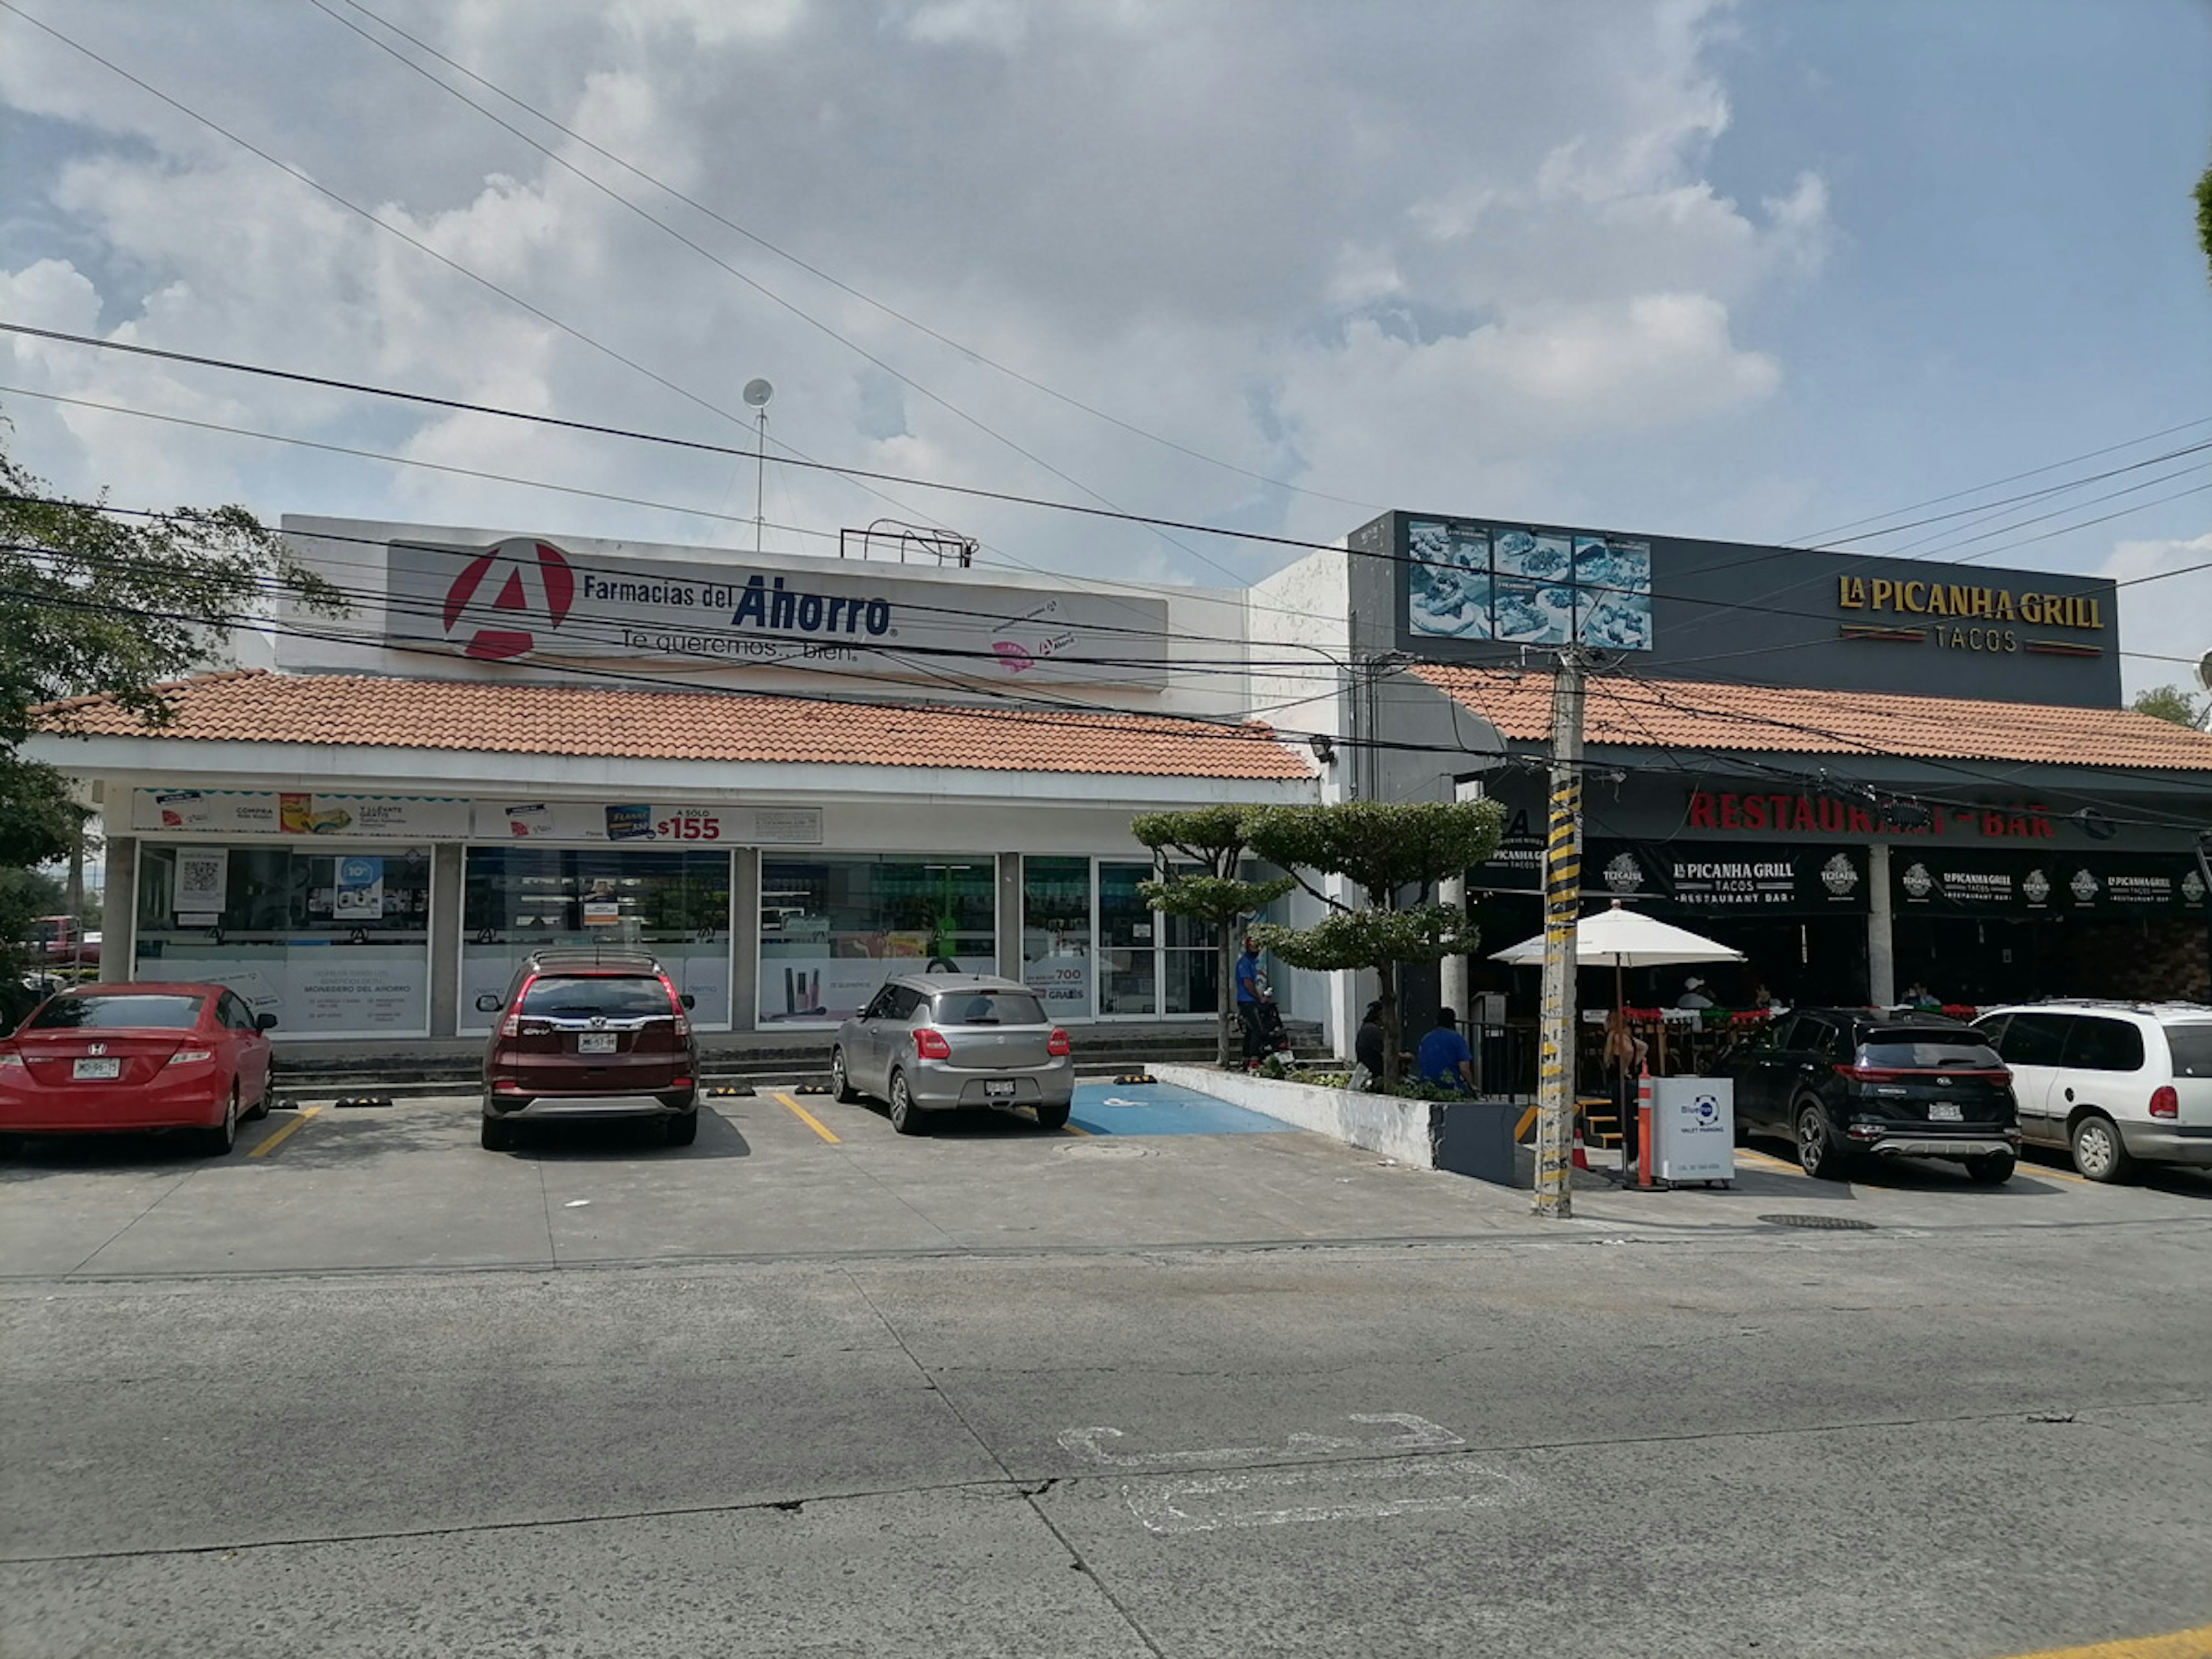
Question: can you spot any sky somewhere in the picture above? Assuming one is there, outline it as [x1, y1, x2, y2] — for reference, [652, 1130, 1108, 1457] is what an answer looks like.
[1, 0, 2207, 700]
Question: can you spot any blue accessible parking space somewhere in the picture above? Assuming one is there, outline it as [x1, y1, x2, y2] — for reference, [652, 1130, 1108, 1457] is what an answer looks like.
[1067, 1080, 1292, 1137]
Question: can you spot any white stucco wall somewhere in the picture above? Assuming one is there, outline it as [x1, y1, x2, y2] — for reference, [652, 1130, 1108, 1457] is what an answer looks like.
[1153, 1063, 1438, 1168]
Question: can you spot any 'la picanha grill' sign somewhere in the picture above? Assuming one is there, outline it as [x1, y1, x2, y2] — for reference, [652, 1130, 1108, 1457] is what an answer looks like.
[384, 536, 1168, 688]
[1835, 576, 2106, 660]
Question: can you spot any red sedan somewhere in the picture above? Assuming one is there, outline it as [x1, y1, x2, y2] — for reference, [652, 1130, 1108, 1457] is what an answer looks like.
[0, 982, 278, 1156]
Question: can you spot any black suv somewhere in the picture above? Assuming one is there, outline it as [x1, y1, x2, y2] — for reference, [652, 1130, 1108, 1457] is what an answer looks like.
[1717, 1009, 2022, 1183]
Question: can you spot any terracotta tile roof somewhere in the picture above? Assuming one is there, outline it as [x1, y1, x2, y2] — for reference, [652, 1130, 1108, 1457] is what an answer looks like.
[1415, 665, 2212, 772]
[35, 670, 1316, 782]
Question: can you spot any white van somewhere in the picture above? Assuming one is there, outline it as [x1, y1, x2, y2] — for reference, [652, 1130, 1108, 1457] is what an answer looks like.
[1973, 1002, 2212, 1182]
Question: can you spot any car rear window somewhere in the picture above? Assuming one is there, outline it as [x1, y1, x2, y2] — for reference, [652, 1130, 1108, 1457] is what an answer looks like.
[2164, 1025, 2212, 1078]
[28, 993, 203, 1030]
[1858, 1031, 2001, 1070]
[519, 976, 673, 1018]
[932, 990, 1047, 1026]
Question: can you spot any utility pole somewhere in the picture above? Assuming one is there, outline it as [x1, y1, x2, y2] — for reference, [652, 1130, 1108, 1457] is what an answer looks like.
[1532, 648, 1588, 1218]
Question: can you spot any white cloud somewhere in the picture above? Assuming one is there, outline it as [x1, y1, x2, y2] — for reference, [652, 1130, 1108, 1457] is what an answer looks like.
[2104, 531, 2212, 701]
[0, 0, 1824, 584]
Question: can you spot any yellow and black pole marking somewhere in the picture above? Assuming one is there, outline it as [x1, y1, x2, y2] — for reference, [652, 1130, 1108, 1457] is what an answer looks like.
[1533, 654, 1588, 1219]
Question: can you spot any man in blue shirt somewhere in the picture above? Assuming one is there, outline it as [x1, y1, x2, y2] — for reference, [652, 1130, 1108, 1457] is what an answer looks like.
[1235, 936, 1264, 1064]
[1416, 1007, 1475, 1092]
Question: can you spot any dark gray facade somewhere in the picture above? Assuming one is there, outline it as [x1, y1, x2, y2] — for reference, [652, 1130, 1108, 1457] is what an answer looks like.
[1351, 510, 2123, 707]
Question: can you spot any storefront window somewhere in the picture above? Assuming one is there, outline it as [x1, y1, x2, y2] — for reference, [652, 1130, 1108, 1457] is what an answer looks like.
[1162, 891, 1222, 1016]
[1021, 855, 1093, 1020]
[1098, 861, 1156, 1016]
[462, 847, 731, 1030]
[758, 855, 995, 1025]
[134, 844, 433, 1037]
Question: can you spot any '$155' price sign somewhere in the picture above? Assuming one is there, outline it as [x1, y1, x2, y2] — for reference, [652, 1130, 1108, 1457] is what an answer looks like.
[654, 810, 723, 841]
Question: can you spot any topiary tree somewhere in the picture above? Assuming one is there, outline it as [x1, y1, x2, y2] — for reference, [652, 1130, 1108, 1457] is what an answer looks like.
[1133, 806, 1297, 1069]
[1243, 800, 1505, 1087]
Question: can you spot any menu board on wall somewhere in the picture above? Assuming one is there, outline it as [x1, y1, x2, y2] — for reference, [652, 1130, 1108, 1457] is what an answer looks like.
[135, 790, 469, 838]
[475, 801, 823, 844]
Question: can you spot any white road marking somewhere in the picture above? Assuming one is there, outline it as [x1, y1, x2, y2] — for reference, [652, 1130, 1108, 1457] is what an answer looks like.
[1124, 1457, 1531, 1535]
[1059, 1412, 1464, 1469]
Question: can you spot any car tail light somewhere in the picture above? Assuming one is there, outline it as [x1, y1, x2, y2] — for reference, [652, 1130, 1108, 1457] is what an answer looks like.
[1047, 1028, 1070, 1058]
[660, 976, 690, 1039]
[1834, 1065, 1902, 1083]
[914, 1028, 952, 1060]
[2150, 1085, 2179, 1119]
[0, 1048, 22, 1070]
[501, 975, 536, 1037]
[165, 1049, 214, 1067]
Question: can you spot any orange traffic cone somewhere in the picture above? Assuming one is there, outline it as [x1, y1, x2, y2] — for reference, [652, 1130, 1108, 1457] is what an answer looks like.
[1571, 1115, 1591, 1172]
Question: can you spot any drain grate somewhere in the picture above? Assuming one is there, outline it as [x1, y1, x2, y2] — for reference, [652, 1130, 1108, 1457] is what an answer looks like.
[1759, 1213, 1876, 1231]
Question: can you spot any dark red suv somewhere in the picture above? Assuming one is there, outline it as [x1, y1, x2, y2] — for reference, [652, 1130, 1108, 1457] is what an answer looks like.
[478, 950, 699, 1150]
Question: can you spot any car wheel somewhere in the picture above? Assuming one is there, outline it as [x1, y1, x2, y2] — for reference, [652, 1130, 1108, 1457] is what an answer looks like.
[1964, 1152, 2016, 1185]
[1796, 1101, 1846, 1180]
[1035, 1101, 1071, 1131]
[244, 1075, 271, 1122]
[831, 1046, 858, 1103]
[2070, 1113, 2132, 1183]
[200, 1085, 240, 1158]
[888, 1071, 923, 1135]
[480, 1115, 517, 1152]
[664, 1109, 699, 1147]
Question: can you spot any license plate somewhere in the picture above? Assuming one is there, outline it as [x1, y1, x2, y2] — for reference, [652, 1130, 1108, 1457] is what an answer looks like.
[983, 1079, 1017, 1099]
[1929, 1101, 1963, 1122]
[576, 1032, 618, 1054]
[73, 1057, 122, 1080]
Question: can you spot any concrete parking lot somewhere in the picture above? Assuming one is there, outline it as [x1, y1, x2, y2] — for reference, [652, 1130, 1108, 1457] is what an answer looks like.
[6, 1080, 2212, 1658]
[5, 1079, 2210, 1281]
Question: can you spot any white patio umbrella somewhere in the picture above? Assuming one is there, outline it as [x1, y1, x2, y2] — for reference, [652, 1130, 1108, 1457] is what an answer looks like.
[1491, 900, 1746, 1070]
[1490, 901, 1746, 972]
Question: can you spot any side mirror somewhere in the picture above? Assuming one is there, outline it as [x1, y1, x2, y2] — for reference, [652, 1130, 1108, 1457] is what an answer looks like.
[255, 1013, 279, 1031]
[475, 994, 503, 1013]
[680, 994, 696, 1010]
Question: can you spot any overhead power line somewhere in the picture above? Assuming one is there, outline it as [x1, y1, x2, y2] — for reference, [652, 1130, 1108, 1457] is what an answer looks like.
[8, 332, 2199, 601]
[315, 0, 1377, 517]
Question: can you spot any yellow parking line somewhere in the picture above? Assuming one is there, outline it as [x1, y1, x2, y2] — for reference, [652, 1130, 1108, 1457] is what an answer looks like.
[247, 1105, 321, 1158]
[1736, 1147, 1802, 1174]
[1993, 1620, 2212, 1658]
[771, 1092, 840, 1145]
[1060, 1121, 1090, 1137]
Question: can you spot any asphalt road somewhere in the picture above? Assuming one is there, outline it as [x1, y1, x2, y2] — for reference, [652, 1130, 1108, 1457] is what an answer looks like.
[5, 1092, 2211, 1658]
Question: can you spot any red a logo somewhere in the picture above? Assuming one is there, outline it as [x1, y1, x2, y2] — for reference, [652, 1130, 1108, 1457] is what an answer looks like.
[440, 539, 575, 660]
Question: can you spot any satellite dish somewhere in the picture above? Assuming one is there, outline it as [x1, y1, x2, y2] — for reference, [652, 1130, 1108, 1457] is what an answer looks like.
[742, 378, 774, 408]
[2196, 649, 2212, 695]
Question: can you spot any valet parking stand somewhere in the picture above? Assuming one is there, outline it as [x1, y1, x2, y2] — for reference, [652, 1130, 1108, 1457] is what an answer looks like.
[1627, 1071, 1737, 1191]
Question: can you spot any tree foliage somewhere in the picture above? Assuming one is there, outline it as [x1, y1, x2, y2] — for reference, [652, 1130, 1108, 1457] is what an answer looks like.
[1242, 799, 1506, 1086]
[2131, 684, 2205, 728]
[1132, 805, 1297, 1069]
[0, 421, 342, 960]
[2196, 160, 2212, 286]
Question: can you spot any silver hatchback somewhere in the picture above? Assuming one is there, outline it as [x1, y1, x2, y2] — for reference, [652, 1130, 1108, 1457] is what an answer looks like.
[831, 974, 1074, 1134]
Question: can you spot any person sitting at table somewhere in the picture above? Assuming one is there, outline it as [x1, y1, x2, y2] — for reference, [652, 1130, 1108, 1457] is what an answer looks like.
[1416, 1007, 1475, 1093]
[1676, 976, 1714, 1010]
